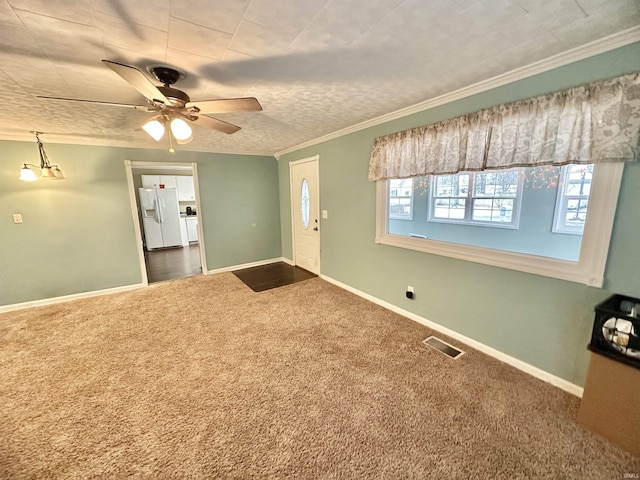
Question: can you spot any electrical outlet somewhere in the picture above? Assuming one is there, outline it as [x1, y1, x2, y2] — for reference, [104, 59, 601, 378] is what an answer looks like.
[406, 286, 414, 300]
[12, 213, 23, 224]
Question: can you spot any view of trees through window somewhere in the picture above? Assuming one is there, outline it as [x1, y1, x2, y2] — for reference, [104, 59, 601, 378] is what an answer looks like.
[388, 178, 413, 219]
[431, 170, 521, 225]
[378, 162, 619, 284]
[553, 164, 593, 234]
[385, 164, 594, 261]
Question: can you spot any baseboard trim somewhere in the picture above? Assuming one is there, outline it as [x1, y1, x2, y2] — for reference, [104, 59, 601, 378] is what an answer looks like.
[1, 257, 293, 312]
[2, 266, 583, 396]
[0, 283, 147, 314]
[280, 257, 295, 266]
[207, 257, 286, 275]
[319, 274, 584, 398]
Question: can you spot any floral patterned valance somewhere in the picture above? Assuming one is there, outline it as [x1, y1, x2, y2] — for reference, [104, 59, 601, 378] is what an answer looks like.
[368, 72, 640, 181]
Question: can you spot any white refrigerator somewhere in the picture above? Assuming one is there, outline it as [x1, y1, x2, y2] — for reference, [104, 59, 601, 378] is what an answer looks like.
[139, 188, 183, 249]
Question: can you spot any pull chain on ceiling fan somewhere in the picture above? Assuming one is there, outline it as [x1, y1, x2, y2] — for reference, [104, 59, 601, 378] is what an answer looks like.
[37, 60, 262, 149]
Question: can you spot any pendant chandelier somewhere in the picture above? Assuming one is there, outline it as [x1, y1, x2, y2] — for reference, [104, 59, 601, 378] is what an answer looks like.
[18, 132, 65, 181]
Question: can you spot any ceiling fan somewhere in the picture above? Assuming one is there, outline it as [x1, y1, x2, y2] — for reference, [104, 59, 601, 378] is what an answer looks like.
[37, 60, 262, 145]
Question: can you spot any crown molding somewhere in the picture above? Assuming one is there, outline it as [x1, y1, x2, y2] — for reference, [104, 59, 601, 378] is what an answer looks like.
[275, 26, 640, 159]
[0, 133, 275, 158]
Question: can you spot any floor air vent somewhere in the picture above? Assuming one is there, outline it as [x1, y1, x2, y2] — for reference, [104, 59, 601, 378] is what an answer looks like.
[423, 336, 464, 359]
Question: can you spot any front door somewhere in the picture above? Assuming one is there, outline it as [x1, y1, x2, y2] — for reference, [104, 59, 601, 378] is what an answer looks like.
[290, 156, 320, 274]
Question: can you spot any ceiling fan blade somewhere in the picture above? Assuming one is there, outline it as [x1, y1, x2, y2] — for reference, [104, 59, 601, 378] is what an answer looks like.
[192, 115, 241, 134]
[36, 96, 155, 111]
[186, 97, 262, 114]
[102, 59, 169, 104]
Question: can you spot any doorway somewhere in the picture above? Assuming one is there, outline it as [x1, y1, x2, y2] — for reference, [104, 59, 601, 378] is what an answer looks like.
[290, 155, 320, 275]
[143, 245, 202, 283]
[125, 161, 207, 285]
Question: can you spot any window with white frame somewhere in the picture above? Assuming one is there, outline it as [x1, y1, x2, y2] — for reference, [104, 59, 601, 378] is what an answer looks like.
[376, 163, 624, 287]
[429, 169, 522, 228]
[553, 164, 593, 235]
[388, 178, 414, 220]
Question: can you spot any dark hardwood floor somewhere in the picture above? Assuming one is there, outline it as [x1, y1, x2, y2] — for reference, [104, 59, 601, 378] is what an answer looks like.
[233, 262, 317, 292]
[144, 244, 202, 284]
[144, 250, 313, 290]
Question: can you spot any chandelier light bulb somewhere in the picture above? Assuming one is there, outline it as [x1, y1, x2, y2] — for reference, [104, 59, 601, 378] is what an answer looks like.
[51, 167, 65, 180]
[41, 166, 55, 178]
[19, 165, 38, 181]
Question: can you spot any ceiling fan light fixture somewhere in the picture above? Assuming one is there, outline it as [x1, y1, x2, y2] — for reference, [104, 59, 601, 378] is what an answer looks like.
[170, 118, 192, 142]
[38, 60, 257, 145]
[142, 119, 165, 141]
[19, 164, 38, 181]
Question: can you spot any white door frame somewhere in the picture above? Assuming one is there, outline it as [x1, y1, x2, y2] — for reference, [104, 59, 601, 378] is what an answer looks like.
[289, 155, 320, 273]
[124, 160, 208, 285]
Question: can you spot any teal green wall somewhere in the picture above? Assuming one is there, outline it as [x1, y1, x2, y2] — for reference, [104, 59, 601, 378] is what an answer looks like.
[195, 152, 281, 269]
[1, 142, 280, 306]
[279, 42, 640, 387]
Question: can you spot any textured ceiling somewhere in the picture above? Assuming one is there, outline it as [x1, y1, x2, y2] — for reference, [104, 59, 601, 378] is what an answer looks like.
[0, 0, 638, 155]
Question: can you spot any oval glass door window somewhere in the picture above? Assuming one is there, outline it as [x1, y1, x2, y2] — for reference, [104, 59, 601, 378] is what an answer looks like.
[301, 178, 310, 229]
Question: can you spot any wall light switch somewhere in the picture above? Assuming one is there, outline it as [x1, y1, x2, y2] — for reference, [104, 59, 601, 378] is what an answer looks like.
[12, 213, 23, 224]
[322, 210, 328, 219]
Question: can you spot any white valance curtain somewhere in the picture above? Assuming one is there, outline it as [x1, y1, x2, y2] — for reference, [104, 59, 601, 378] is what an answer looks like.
[368, 72, 640, 181]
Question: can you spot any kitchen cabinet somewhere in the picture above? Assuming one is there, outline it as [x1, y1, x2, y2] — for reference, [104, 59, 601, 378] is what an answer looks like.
[142, 175, 195, 202]
[185, 216, 198, 243]
[141, 175, 177, 189]
[179, 216, 189, 246]
[141, 175, 157, 188]
[160, 175, 177, 188]
[176, 176, 195, 201]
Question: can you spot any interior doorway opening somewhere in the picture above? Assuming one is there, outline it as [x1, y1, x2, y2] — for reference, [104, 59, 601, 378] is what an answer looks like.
[125, 161, 207, 285]
[143, 244, 201, 284]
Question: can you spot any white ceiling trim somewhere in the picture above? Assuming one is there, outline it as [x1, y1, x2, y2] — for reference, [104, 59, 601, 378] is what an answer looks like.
[128, 161, 193, 171]
[0, 133, 274, 158]
[275, 26, 640, 160]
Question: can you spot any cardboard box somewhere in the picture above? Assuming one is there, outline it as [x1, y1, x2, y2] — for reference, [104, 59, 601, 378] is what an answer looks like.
[577, 352, 640, 456]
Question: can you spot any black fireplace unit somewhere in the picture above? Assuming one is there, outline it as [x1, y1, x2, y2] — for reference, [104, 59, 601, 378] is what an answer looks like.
[589, 294, 640, 370]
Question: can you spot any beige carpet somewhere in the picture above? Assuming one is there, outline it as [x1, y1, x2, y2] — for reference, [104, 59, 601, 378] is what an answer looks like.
[1, 273, 638, 478]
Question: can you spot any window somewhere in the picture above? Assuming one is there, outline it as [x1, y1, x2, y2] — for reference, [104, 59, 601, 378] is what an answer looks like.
[301, 178, 310, 229]
[388, 178, 414, 220]
[430, 169, 522, 227]
[553, 164, 593, 235]
[375, 163, 624, 287]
